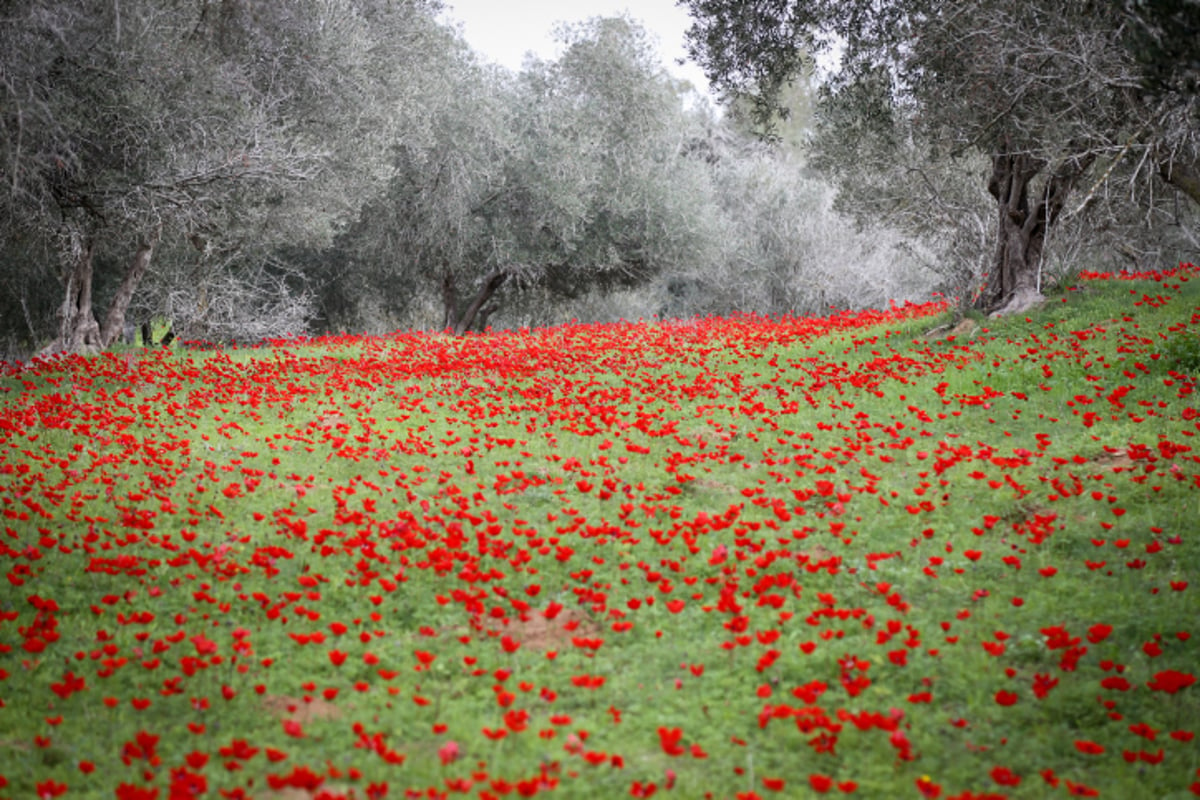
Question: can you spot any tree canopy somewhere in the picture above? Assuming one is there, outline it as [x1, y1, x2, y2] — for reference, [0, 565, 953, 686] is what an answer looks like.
[1, 0, 441, 353]
[681, 0, 1200, 314]
[15, 0, 1183, 355]
[326, 15, 738, 334]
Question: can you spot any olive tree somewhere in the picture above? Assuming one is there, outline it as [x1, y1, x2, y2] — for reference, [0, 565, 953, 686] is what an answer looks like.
[319, 35, 517, 334]
[656, 122, 936, 320]
[500, 17, 721, 318]
[0, 0, 440, 354]
[681, 0, 1200, 315]
[332, 16, 724, 334]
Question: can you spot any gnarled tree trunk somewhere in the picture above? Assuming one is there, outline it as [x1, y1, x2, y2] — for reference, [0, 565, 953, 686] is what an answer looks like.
[979, 139, 1095, 316]
[55, 237, 103, 354]
[99, 235, 156, 346]
[41, 230, 159, 355]
[442, 268, 508, 335]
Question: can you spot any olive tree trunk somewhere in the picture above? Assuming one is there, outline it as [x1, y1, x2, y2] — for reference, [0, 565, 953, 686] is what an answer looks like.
[442, 268, 508, 335]
[53, 238, 103, 354]
[98, 236, 156, 346]
[979, 139, 1095, 316]
[42, 231, 159, 355]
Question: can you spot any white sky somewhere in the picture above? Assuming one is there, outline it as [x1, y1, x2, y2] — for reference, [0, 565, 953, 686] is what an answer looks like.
[438, 0, 715, 101]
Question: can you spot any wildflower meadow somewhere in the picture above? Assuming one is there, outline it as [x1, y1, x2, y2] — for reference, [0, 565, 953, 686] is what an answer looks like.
[1, 266, 1198, 799]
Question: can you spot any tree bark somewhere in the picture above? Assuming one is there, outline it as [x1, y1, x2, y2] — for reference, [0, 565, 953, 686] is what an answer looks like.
[41, 237, 102, 356]
[99, 231, 158, 348]
[441, 267, 459, 332]
[452, 271, 508, 335]
[442, 269, 508, 335]
[979, 139, 1094, 316]
[981, 147, 1040, 315]
[41, 231, 159, 355]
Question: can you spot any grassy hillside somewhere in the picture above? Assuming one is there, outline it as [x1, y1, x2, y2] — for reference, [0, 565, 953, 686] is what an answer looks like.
[1, 267, 1198, 799]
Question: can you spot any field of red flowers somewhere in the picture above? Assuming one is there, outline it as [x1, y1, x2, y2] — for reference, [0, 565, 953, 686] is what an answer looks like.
[2, 267, 1198, 799]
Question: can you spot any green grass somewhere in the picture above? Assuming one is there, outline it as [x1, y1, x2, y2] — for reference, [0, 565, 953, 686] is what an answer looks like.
[1, 269, 1198, 799]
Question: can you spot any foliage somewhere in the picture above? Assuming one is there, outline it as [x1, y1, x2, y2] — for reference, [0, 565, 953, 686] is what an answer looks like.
[312, 23, 506, 333]
[328, 16, 727, 335]
[1157, 327, 1200, 376]
[1120, 0, 1200, 95]
[1, 266, 1198, 798]
[0, 2, 964, 350]
[324, 14, 936, 336]
[673, 141, 936, 318]
[681, 0, 1200, 315]
[0, 0, 444, 353]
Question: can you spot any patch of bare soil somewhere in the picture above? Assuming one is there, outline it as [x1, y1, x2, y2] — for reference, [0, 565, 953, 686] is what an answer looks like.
[502, 606, 603, 652]
[262, 694, 343, 725]
[795, 543, 836, 562]
[258, 785, 356, 800]
[692, 476, 737, 493]
[1088, 448, 1136, 472]
[947, 317, 981, 339]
